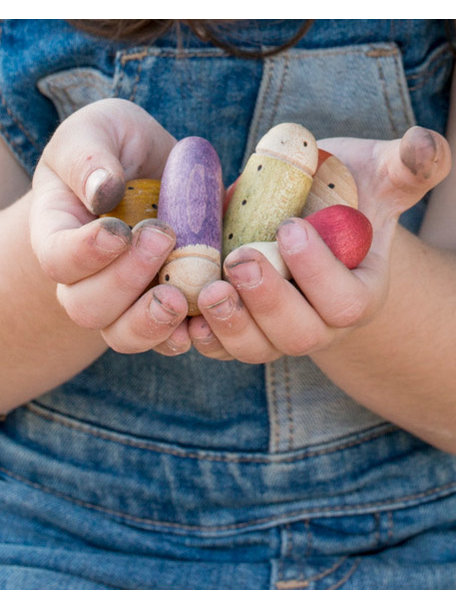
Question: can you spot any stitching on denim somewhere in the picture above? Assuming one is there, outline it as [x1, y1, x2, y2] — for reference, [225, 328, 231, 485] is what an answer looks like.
[387, 510, 394, 540]
[407, 45, 452, 82]
[128, 58, 144, 103]
[269, 52, 290, 129]
[408, 55, 452, 92]
[25, 401, 395, 463]
[392, 53, 414, 127]
[2, 462, 456, 534]
[250, 57, 275, 154]
[267, 361, 280, 454]
[374, 512, 381, 547]
[283, 357, 293, 451]
[0, 89, 40, 151]
[275, 556, 348, 589]
[327, 558, 361, 590]
[374, 53, 399, 138]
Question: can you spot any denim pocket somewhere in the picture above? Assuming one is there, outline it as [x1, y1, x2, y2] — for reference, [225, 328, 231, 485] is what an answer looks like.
[37, 67, 113, 122]
[251, 42, 420, 453]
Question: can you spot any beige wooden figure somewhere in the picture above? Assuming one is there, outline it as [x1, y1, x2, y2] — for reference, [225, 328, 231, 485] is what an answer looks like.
[302, 149, 358, 217]
[223, 123, 318, 258]
[100, 179, 160, 226]
[240, 150, 361, 279]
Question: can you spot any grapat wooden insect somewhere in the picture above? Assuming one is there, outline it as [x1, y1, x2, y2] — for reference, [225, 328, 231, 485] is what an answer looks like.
[234, 145, 371, 275]
[302, 148, 358, 217]
[100, 179, 160, 227]
[157, 136, 224, 316]
[222, 123, 319, 258]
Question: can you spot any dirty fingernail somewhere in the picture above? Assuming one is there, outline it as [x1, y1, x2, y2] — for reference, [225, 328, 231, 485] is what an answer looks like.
[225, 259, 262, 288]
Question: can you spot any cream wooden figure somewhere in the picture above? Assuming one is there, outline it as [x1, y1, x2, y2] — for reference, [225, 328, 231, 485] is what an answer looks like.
[223, 123, 318, 258]
[303, 149, 358, 217]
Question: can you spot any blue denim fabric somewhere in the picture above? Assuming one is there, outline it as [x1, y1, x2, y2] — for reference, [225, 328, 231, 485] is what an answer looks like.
[1, 19, 456, 589]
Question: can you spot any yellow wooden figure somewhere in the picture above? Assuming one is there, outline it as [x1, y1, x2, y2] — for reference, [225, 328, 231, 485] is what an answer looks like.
[302, 149, 358, 217]
[100, 179, 160, 226]
[222, 123, 318, 258]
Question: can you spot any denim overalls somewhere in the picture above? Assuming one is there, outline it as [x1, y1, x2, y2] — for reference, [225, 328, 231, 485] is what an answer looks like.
[1, 19, 456, 589]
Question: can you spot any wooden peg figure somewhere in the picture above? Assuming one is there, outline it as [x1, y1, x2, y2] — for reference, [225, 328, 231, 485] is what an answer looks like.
[222, 122, 319, 258]
[100, 179, 160, 226]
[302, 149, 358, 217]
[157, 136, 224, 316]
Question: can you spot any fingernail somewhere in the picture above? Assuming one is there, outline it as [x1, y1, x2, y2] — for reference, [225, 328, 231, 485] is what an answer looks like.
[194, 318, 215, 343]
[225, 259, 262, 288]
[85, 169, 125, 215]
[134, 226, 174, 259]
[277, 220, 309, 254]
[149, 294, 178, 324]
[95, 218, 131, 252]
[206, 295, 235, 320]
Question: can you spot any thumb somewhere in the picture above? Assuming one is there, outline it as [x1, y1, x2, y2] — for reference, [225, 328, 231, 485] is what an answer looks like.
[34, 98, 176, 215]
[318, 126, 452, 220]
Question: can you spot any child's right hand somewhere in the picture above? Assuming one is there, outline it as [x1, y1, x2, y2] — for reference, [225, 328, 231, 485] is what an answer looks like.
[30, 99, 191, 356]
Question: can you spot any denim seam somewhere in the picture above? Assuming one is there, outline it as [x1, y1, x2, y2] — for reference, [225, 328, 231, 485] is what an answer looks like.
[250, 57, 275, 158]
[374, 512, 381, 547]
[275, 555, 348, 589]
[270, 52, 290, 129]
[392, 52, 415, 127]
[119, 49, 231, 62]
[25, 401, 395, 463]
[327, 558, 361, 590]
[406, 44, 452, 81]
[128, 57, 144, 103]
[117, 47, 392, 62]
[408, 55, 452, 92]
[283, 357, 293, 451]
[387, 510, 394, 540]
[2, 462, 456, 534]
[374, 55, 400, 138]
[0, 89, 40, 152]
[267, 361, 280, 454]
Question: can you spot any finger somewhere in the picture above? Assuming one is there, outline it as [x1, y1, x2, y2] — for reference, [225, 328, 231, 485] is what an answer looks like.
[34, 210, 133, 285]
[318, 126, 452, 218]
[277, 218, 385, 328]
[101, 284, 189, 354]
[223, 250, 335, 357]
[195, 280, 281, 363]
[35, 98, 176, 215]
[153, 321, 192, 357]
[188, 316, 234, 361]
[56, 220, 176, 329]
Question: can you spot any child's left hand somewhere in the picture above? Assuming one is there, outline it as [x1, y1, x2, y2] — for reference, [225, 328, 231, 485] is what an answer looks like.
[188, 127, 451, 363]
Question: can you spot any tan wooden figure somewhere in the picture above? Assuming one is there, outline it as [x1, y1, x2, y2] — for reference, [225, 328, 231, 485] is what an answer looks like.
[222, 123, 318, 258]
[302, 149, 358, 217]
[100, 179, 160, 226]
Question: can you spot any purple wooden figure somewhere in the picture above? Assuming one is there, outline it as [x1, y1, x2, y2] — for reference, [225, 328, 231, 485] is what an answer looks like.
[158, 136, 223, 316]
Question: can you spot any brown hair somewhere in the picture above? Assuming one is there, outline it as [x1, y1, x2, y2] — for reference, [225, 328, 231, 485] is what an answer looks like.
[69, 19, 315, 59]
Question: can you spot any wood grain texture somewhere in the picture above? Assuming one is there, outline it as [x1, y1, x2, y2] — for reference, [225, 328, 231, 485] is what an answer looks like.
[223, 123, 318, 258]
[157, 137, 223, 315]
[100, 179, 160, 226]
[303, 150, 358, 217]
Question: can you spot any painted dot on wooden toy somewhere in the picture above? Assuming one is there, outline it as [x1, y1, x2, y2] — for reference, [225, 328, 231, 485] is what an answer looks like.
[302, 149, 358, 218]
[223, 122, 318, 258]
[100, 178, 160, 227]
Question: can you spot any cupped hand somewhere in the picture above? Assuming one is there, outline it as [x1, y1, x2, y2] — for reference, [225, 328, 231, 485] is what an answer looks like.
[189, 126, 451, 363]
[30, 98, 191, 356]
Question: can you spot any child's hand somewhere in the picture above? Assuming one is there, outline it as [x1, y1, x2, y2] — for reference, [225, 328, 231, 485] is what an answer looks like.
[30, 98, 191, 356]
[189, 127, 451, 363]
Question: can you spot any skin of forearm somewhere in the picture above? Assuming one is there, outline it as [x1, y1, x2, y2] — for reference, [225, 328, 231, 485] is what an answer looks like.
[311, 226, 456, 453]
[0, 194, 107, 413]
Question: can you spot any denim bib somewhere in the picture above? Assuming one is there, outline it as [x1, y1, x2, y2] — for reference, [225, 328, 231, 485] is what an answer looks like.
[1, 20, 456, 589]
